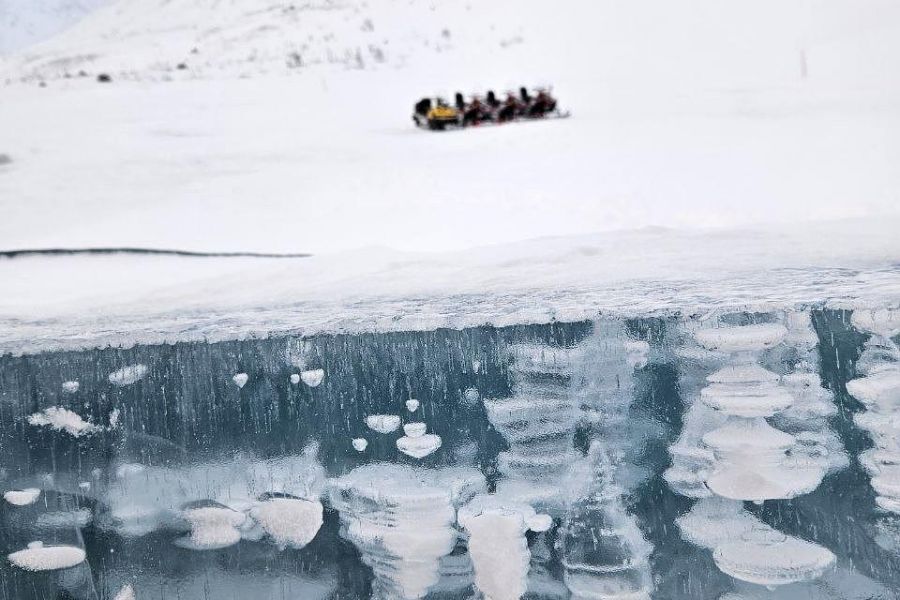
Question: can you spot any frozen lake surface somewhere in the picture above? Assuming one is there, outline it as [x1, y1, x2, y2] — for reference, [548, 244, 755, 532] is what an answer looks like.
[2, 311, 900, 599]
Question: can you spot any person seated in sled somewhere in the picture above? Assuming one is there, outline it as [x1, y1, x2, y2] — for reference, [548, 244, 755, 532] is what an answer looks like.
[414, 97, 432, 117]
[519, 86, 532, 106]
[455, 92, 466, 112]
[528, 89, 558, 117]
[463, 96, 488, 126]
[486, 90, 501, 110]
[497, 92, 523, 123]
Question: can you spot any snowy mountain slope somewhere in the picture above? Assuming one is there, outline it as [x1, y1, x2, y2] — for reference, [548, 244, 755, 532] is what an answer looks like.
[3, 0, 520, 82]
[0, 0, 898, 355]
[0, 0, 109, 54]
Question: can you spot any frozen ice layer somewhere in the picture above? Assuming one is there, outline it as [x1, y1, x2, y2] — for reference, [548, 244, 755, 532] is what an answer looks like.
[366, 414, 401, 434]
[103, 446, 325, 539]
[8, 541, 86, 571]
[329, 464, 485, 600]
[28, 406, 101, 436]
[108, 364, 148, 386]
[4, 487, 41, 506]
[35, 508, 92, 528]
[250, 497, 323, 549]
[301, 368, 325, 387]
[695, 324, 787, 354]
[396, 433, 442, 458]
[61, 380, 79, 393]
[507, 344, 581, 377]
[713, 530, 836, 587]
[232, 372, 249, 388]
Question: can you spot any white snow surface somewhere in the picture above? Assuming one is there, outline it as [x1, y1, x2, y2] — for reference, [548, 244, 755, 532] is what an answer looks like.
[0, 0, 898, 353]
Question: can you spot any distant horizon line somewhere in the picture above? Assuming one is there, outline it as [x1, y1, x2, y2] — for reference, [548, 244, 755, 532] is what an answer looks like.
[0, 247, 312, 259]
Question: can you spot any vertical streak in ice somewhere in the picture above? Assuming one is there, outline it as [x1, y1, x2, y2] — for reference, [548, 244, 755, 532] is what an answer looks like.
[560, 319, 653, 600]
[474, 338, 583, 599]
[774, 310, 847, 476]
[846, 309, 900, 542]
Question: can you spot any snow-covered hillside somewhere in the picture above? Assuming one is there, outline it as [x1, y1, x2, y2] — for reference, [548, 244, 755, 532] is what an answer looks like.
[0, 0, 109, 54]
[0, 0, 898, 353]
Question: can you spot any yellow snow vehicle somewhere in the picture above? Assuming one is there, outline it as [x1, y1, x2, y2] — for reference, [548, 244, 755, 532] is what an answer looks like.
[413, 97, 461, 130]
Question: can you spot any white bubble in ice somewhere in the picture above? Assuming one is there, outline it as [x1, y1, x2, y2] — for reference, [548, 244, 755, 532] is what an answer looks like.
[397, 434, 441, 458]
[366, 415, 401, 434]
[403, 422, 427, 438]
[301, 369, 325, 387]
[4, 488, 40, 506]
[109, 364, 148, 386]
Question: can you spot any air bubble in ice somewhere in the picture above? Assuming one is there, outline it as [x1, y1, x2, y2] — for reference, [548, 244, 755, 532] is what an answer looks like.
[403, 422, 427, 438]
[4, 488, 40, 506]
[251, 497, 323, 550]
[28, 407, 100, 437]
[397, 433, 441, 458]
[113, 584, 136, 600]
[108, 364, 149, 386]
[301, 369, 325, 387]
[366, 414, 401, 433]
[8, 542, 86, 571]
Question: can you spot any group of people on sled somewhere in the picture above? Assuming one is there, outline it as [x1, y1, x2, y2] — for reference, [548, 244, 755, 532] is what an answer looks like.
[457, 87, 558, 125]
[414, 86, 558, 129]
